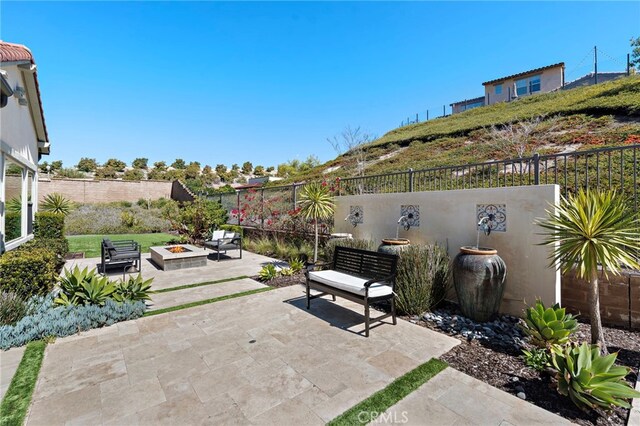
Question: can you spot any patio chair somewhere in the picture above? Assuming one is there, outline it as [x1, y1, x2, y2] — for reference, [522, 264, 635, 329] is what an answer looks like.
[101, 238, 141, 273]
[204, 230, 242, 261]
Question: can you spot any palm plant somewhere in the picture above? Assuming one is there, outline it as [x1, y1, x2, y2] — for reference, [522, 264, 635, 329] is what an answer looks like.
[297, 182, 335, 263]
[537, 189, 640, 353]
[41, 193, 72, 215]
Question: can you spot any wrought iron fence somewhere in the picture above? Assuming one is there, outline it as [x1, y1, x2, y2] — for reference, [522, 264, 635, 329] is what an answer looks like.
[214, 144, 639, 228]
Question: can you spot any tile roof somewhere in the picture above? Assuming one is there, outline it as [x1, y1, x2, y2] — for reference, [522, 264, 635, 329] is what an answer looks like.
[0, 40, 49, 145]
[482, 62, 565, 86]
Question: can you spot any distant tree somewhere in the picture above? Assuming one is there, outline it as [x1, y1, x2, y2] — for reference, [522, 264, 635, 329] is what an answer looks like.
[56, 168, 85, 179]
[39, 161, 49, 173]
[215, 164, 227, 175]
[253, 165, 265, 176]
[189, 161, 201, 167]
[165, 169, 186, 181]
[213, 184, 236, 194]
[103, 158, 126, 172]
[123, 169, 144, 181]
[95, 167, 118, 179]
[231, 163, 240, 171]
[132, 158, 148, 169]
[241, 161, 253, 174]
[327, 126, 374, 177]
[631, 36, 640, 68]
[171, 158, 186, 169]
[201, 165, 215, 184]
[266, 166, 274, 173]
[484, 115, 557, 159]
[185, 162, 201, 179]
[76, 157, 98, 172]
[153, 161, 167, 171]
[50, 160, 63, 171]
[147, 169, 167, 180]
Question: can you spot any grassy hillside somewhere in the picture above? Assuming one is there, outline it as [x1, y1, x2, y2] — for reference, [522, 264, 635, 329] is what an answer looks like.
[280, 76, 640, 183]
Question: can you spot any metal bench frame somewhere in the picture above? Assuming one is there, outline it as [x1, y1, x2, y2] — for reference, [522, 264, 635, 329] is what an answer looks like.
[304, 246, 399, 337]
[100, 239, 141, 273]
[204, 234, 243, 261]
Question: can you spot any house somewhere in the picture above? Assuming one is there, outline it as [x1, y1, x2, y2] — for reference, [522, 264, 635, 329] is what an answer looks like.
[483, 62, 565, 105]
[450, 96, 485, 114]
[0, 41, 50, 252]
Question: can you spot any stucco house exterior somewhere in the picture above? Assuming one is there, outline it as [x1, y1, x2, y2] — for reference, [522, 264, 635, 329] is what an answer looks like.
[450, 96, 485, 114]
[483, 62, 565, 105]
[0, 41, 50, 252]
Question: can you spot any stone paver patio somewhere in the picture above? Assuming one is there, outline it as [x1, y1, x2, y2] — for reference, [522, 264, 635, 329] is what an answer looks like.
[0, 345, 25, 401]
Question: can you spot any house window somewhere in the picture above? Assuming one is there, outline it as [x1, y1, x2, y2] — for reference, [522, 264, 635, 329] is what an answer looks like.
[4, 158, 25, 243]
[529, 75, 541, 93]
[495, 84, 502, 95]
[516, 78, 528, 96]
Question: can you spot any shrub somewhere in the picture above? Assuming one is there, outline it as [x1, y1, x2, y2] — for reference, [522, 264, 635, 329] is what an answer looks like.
[113, 274, 153, 303]
[259, 264, 279, 281]
[167, 199, 228, 244]
[34, 212, 65, 238]
[64, 204, 170, 235]
[0, 248, 58, 298]
[219, 224, 243, 236]
[120, 210, 140, 228]
[5, 212, 21, 241]
[55, 168, 85, 179]
[395, 244, 450, 316]
[19, 238, 68, 271]
[322, 238, 377, 264]
[40, 193, 73, 215]
[550, 342, 640, 411]
[0, 295, 146, 350]
[123, 169, 144, 181]
[289, 258, 305, 273]
[520, 300, 578, 347]
[0, 292, 30, 326]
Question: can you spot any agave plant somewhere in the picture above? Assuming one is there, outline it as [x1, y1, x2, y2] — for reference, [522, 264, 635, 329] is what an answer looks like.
[297, 182, 335, 263]
[6, 196, 23, 214]
[55, 266, 99, 306]
[288, 257, 305, 273]
[537, 189, 640, 353]
[258, 264, 279, 281]
[113, 274, 153, 303]
[76, 276, 115, 306]
[551, 342, 640, 411]
[520, 300, 578, 347]
[41, 192, 73, 215]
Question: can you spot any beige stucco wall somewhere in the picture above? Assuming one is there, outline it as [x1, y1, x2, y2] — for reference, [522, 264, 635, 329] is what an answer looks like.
[0, 65, 39, 166]
[485, 66, 564, 105]
[333, 185, 561, 317]
[38, 178, 173, 204]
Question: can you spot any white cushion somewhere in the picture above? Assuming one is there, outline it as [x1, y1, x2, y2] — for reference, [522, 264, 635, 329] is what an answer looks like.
[308, 270, 392, 298]
[224, 231, 236, 239]
[212, 230, 225, 240]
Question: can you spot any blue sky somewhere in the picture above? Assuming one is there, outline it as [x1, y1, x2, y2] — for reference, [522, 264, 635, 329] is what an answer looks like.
[2, 1, 639, 169]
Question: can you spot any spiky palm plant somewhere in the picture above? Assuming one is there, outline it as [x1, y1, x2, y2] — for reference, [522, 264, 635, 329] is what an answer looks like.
[41, 193, 72, 215]
[537, 189, 640, 353]
[297, 182, 335, 263]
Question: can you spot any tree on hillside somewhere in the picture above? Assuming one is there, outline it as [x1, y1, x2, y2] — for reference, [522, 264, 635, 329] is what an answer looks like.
[327, 126, 374, 177]
[484, 115, 558, 159]
[215, 164, 227, 175]
[171, 158, 186, 169]
[165, 169, 186, 181]
[132, 158, 148, 169]
[50, 160, 63, 171]
[253, 165, 265, 176]
[104, 158, 126, 171]
[123, 169, 144, 181]
[185, 162, 201, 179]
[153, 161, 167, 171]
[39, 161, 50, 173]
[77, 157, 98, 172]
[95, 167, 118, 179]
[631, 37, 640, 68]
[147, 169, 166, 180]
[266, 166, 274, 173]
[231, 163, 239, 171]
[241, 161, 253, 174]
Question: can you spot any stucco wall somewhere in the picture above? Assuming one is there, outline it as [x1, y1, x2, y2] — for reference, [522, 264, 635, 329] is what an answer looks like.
[38, 178, 172, 204]
[0, 65, 39, 165]
[485, 66, 564, 105]
[333, 185, 561, 317]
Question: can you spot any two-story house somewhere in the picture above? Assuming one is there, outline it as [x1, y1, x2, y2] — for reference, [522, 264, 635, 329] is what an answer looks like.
[0, 41, 50, 252]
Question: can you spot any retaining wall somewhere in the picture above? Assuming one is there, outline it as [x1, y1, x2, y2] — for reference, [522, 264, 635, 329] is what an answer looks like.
[38, 178, 172, 204]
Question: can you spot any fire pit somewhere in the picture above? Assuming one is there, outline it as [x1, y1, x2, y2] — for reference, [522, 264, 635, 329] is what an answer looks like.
[149, 244, 208, 271]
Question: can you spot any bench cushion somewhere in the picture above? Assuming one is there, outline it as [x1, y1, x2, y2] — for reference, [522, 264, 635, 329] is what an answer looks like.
[308, 270, 392, 298]
[211, 230, 226, 241]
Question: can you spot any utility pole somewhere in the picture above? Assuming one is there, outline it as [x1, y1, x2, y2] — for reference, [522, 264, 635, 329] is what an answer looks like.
[442, 105, 445, 117]
[426, 110, 429, 120]
[627, 53, 631, 76]
[594, 45, 598, 84]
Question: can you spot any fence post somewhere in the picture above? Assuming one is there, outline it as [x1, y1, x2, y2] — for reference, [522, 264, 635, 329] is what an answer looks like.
[292, 184, 297, 210]
[261, 188, 265, 228]
[236, 191, 241, 226]
[408, 168, 414, 192]
[533, 153, 540, 185]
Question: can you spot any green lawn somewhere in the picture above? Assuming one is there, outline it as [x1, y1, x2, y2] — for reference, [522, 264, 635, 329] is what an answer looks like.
[67, 233, 176, 258]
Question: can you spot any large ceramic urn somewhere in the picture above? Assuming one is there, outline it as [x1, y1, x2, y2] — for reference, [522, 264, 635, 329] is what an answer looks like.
[377, 238, 410, 255]
[452, 246, 507, 322]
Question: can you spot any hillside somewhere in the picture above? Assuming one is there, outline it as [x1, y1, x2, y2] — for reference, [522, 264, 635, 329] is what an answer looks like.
[281, 75, 640, 184]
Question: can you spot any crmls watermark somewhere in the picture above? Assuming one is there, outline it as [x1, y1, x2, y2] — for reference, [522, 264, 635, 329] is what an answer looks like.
[357, 411, 409, 424]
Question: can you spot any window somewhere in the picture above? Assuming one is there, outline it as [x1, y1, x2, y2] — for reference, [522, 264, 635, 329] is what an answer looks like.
[494, 84, 502, 95]
[463, 101, 484, 110]
[516, 78, 528, 96]
[4, 158, 24, 243]
[529, 75, 541, 93]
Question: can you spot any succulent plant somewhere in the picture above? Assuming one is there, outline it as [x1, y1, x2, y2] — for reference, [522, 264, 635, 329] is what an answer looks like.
[259, 264, 279, 281]
[521, 347, 551, 371]
[113, 274, 153, 303]
[551, 342, 640, 411]
[521, 300, 578, 347]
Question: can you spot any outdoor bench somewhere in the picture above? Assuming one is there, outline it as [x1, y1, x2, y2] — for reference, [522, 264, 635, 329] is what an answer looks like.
[204, 230, 243, 261]
[100, 238, 141, 273]
[305, 246, 399, 337]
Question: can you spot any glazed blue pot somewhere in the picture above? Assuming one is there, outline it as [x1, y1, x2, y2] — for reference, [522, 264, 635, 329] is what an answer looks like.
[452, 246, 507, 322]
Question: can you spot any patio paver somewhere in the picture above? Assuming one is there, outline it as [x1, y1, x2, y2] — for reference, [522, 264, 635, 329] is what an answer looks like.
[0, 345, 26, 401]
[25, 285, 460, 425]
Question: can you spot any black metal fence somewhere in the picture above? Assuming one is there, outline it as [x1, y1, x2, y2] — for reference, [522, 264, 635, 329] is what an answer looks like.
[216, 144, 639, 227]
